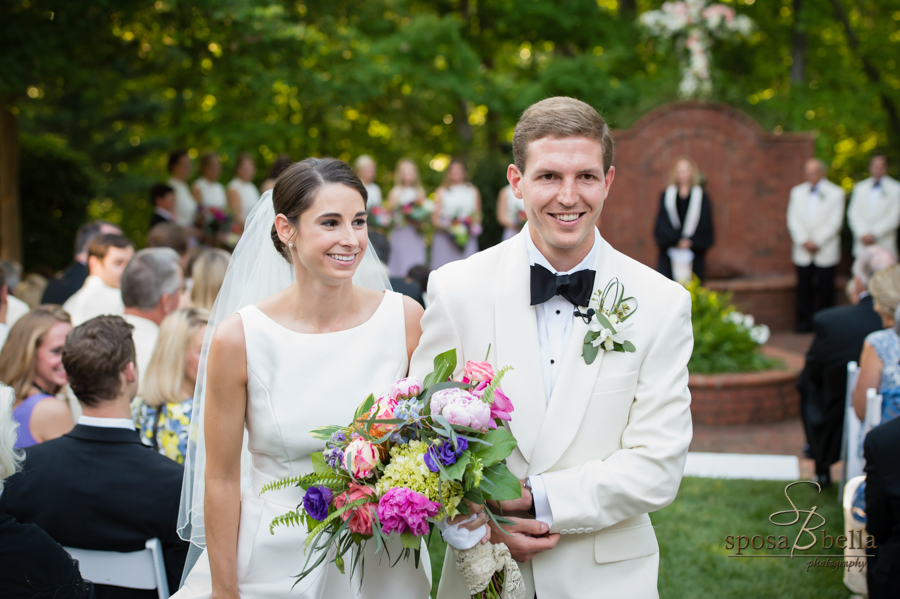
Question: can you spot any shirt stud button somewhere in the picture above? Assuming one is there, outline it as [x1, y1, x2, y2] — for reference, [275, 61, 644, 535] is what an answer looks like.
[550, 359, 555, 364]
[556, 310, 560, 314]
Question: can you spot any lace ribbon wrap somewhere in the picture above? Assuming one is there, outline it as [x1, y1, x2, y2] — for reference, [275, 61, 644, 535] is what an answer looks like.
[452, 541, 526, 599]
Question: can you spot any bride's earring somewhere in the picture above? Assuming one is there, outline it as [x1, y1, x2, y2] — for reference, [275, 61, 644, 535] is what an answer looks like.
[288, 242, 294, 248]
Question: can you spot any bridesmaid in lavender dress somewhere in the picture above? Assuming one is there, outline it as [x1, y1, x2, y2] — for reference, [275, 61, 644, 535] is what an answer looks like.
[387, 159, 429, 278]
[430, 160, 481, 270]
[496, 184, 526, 241]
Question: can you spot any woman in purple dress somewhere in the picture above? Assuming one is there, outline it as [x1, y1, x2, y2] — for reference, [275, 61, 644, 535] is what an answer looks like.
[387, 158, 430, 278]
[0, 306, 75, 448]
[430, 160, 482, 270]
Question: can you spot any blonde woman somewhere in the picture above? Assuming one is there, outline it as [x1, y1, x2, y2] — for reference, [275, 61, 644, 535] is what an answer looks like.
[190, 248, 231, 311]
[133, 307, 209, 463]
[386, 158, 429, 278]
[653, 157, 714, 282]
[0, 306, 74, 448]
[853, 264, 900, 421]
[430, 159, 482, 270]
[354, 154, 383, 208]
[226, 153, 260, 226]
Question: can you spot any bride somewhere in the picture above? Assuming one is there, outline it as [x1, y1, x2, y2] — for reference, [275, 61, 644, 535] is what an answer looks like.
[174, 158, 433, 598]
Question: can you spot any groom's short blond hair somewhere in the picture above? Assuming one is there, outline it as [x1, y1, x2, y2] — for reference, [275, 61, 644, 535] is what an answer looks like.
[513, 97, 614, 175]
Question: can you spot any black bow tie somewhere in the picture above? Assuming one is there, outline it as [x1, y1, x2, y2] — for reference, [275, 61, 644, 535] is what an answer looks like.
[530, 264, 595, 307]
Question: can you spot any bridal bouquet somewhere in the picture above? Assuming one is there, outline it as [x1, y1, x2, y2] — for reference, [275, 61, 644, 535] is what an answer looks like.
[196, 205, 240, 249]
[265, 349, 526, 599]
[447, 215, 483, 250]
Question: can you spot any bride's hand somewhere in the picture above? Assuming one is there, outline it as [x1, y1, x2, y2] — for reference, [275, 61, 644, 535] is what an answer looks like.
[447, 500, 491, 543]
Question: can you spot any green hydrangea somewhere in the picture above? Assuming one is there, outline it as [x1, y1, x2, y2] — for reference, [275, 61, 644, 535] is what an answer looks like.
[376, 440, 464, 521]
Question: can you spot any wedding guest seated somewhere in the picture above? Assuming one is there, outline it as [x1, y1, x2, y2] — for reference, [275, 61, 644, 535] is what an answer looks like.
[1, 259, 31, 328]
[146, 222, 190, 273]
[132, 307, 208, 463]
[42, 221, 122, 306]
[853, 264, 900, 422]
[15, 272, 50, 309]
[0, 316, 189, 599]
[149, 183, 177, 230]
[864, 414, 900, 598]
[0, 306, 74, 448]
[368, 232, 424, 306]
[0, 384, 95, 599]
[63, 234, 135, 326]
[189, 248, 230, 311]
[121, 248, 183, 378]
[799, 247, 897, 486]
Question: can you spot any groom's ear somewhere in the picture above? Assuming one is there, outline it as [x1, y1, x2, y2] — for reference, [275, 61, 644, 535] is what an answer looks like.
[507, 164, 525, 200]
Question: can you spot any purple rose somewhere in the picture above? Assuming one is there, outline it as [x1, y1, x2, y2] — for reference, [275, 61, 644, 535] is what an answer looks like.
[424, 438, 469, 473]
[303, 485, 334, 521]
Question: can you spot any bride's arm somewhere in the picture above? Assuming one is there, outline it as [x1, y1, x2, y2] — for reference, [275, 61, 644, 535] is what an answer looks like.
[402, 295, 425, 364]
[204, 314, 249, 598]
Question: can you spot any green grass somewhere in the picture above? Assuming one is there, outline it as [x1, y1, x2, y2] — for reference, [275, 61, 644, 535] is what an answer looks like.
[428, 477, 851, 598]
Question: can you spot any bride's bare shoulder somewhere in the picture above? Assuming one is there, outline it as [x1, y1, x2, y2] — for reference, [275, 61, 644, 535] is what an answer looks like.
[210, 312, 246, 356]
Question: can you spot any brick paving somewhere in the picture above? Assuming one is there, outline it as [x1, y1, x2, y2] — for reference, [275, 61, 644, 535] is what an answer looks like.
[688, 332, 841, 480]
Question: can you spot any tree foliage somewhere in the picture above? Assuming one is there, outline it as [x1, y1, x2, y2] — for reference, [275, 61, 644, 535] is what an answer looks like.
[1, 0, 899, 265]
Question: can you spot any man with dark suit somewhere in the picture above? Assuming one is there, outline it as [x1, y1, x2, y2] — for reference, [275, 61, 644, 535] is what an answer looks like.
[799, 246, 896, 486]
[0, 315, 188, 598]
[149, 183, 177, 231]
[864, 416, 900, 598]
[368, 231, 425, 306]
[41, 221, 122, 305]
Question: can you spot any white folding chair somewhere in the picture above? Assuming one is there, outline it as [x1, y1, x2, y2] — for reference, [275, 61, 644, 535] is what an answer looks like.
[863, 389, 883, 436]
[839, 362, 862, 498]
[64, 538, 170, 599]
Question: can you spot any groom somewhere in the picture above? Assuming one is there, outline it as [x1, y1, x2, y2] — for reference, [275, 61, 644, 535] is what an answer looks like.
[409, 97, 693, 598]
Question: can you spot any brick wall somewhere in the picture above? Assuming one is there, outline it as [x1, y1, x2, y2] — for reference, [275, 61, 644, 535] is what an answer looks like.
[602, 102, 816, 278]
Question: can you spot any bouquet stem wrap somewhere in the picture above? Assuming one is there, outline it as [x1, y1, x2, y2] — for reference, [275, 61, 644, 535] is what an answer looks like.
[453, 541, 526, 599]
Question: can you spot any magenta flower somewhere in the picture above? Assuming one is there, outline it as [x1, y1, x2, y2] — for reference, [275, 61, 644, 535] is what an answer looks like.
[489, 386, 514, 423]
[377, 488, 440, 537]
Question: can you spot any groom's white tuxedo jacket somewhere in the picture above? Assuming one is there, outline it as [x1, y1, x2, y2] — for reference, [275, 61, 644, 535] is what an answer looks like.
[410, 228, 693, 599]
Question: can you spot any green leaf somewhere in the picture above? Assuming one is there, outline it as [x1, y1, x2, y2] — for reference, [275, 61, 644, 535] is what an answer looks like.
[594, 312, 617, 334]
[353, 394, 376, 420]
[480, 464, 522, 502]
[440, 452, 470, 482]
[464, 486, 485, 505]
[472, 428, 517, 467]
[622, 340, 636, 352]
[582, 336, 599, 365]
[423, 349, 458, 389]
[309, 425, 342, 441]
[400, 532, 423, 550]
[311, 452, 330, 475]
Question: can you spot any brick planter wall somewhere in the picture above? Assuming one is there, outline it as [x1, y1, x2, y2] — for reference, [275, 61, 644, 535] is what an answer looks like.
[689, 346, 802, 426]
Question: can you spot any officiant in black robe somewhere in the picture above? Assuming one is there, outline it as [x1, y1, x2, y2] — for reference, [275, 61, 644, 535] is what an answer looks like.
[653, 158, 715, 283]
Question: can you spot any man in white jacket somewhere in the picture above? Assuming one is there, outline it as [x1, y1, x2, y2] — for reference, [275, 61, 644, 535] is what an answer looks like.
[848, 154, 900, 258]
[787, 158, 845, 332]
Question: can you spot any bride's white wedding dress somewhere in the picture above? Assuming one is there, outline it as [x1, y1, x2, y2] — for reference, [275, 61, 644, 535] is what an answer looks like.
[175, 290, 431, 598]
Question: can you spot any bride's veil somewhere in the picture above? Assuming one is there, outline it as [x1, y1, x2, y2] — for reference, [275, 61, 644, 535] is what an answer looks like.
[177, 188, 391, 577]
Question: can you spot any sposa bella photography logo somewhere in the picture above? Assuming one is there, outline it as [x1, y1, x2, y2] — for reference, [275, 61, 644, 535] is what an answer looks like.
[724, 481, 874, 572]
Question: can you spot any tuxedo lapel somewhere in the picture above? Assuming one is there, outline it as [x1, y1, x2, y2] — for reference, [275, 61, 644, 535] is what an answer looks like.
[528, 236, 617, 476]
[495, 230, 546, 464]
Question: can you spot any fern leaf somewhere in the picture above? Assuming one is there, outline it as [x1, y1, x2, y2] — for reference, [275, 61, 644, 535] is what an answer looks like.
[269, 510, 303, 534]
[261, 472, 349, 495]
[480, 365, 513, 406]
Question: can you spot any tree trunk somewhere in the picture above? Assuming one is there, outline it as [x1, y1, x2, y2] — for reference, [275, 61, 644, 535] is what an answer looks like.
[0, 105, 21, 263]
[790, 0, 807, 84]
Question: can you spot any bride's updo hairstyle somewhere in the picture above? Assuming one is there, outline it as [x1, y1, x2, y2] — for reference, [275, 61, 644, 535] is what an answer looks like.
[270, 157, 368, 262]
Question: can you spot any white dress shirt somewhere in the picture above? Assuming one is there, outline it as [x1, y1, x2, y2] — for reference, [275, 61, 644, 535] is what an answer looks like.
[62, 276, 125, 326]
[123, 313, 160, 379]
[807, 184, 820, 220]
[77, 415, 136, 431]
[524, 227, 600, 529]
[869, 179, 882, 213]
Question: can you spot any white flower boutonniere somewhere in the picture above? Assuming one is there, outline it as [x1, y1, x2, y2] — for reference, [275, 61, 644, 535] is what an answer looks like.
[581, 278, 638, 365]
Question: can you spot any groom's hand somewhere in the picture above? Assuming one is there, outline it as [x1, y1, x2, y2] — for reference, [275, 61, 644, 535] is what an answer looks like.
[489, 479, 533, 513]
[488, 517, 560, 562]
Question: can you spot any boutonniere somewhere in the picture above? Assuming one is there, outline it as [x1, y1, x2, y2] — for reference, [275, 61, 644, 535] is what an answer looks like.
[581, 278, 638, 365]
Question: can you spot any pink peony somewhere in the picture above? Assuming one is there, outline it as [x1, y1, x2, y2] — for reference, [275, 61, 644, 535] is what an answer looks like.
[333, 483, 377, 535]
[430, 388, 493, 431]
[377, 488, 440, 537]
[344, 438, 381, 479]
[389, 377, 423, 401]
[489, 386, 514, 424]
[463, 361, 494, 384]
